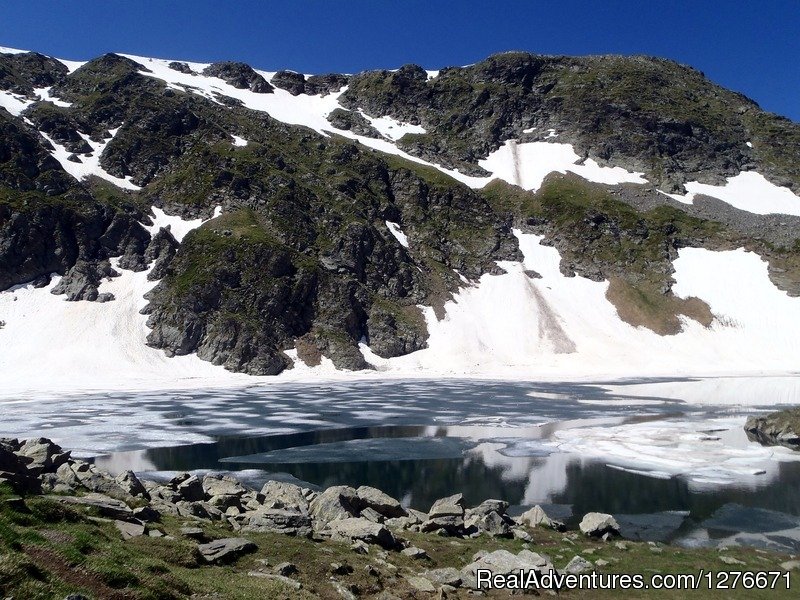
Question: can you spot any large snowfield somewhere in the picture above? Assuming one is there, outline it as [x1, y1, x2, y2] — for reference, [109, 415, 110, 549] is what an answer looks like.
[2, 47, 800, 488]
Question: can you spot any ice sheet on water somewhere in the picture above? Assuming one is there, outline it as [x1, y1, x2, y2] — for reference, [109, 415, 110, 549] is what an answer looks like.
[219, 436, 473, 464]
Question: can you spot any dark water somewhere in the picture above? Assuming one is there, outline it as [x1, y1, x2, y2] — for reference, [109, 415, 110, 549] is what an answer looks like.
[94, 421, 800, 552]
[6, 377, 797, 551]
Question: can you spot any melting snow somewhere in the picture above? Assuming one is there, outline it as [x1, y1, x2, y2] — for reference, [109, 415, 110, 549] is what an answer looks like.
[0, 209, 249, 397]
[548, 416, 800, 489]
[231, 134, 248, 147]
[385, 221, 409, 247]
[660, 172, 800, 217]
[359, 231, 800, 377]
[0, 90, 35, 116]
[362, 112, 426, 141]
[33, 86, 72, 107]
[479, 140, 647, 192]
[39, 129, 141, 190]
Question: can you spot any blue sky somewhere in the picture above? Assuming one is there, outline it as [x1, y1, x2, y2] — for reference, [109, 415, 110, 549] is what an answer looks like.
[1, 0, 798, 120]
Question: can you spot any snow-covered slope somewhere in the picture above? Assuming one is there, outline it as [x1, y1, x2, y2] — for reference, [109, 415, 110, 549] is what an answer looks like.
[361, 231, 800, 378]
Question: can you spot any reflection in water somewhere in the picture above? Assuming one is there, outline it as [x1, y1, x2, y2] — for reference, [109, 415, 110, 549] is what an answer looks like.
[95, 421, 800, 550]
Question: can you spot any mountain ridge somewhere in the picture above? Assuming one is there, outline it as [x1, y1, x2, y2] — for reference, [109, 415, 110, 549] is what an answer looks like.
[1, 46, 799, 382]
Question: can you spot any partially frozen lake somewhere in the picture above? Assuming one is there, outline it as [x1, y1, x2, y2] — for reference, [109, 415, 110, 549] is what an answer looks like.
[3, 376, 800, 551]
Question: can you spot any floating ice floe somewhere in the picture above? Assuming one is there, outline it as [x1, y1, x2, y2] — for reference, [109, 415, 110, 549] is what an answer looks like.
[547, 416, 800, 489]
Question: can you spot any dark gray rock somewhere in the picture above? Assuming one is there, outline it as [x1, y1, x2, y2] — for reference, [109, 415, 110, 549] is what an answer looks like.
[271, 70, 306, 96]
[203, 62, 273, 93]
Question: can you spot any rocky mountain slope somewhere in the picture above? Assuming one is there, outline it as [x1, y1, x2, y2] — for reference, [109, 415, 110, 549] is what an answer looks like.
[1, 46, 799, 381]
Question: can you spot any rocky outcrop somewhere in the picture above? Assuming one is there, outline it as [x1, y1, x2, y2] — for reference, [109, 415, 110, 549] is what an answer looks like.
[327, 108, 384, 138]
[745, 408, 800, 450]
[342, 53, 800, 194]
[270, 70, 307, 96]
[202, 62, 273, 93]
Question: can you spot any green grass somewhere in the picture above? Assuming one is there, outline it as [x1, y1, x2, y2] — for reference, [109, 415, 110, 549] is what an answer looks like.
[1, 484, 797, 599]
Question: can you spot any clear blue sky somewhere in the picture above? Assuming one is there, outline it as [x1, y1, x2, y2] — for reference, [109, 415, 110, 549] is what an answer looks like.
[2, 0, 798, 120]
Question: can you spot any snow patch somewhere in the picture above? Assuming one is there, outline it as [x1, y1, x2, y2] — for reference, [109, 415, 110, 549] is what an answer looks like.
[0, 210, 248, 397]
[39, 129, 141, 190]
[0, 90, 35, 116]
[361, 112, 426, 141]
[385, 221, 409, 247]
[661, 172, 800, 216]
[0, 46, 29, 55]
[231, 134, 248, 147]
[478, 140, 647, 192]
[358, 231, 800, 377]
[33, 86, 72, 107]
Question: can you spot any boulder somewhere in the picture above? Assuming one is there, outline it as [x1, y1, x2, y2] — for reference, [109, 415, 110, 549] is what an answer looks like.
[202, 474, 247, 508]
[132, 506, 161, 522]
[114, 470, 148, 498]
[327, 517, 397, 549]
[401, 546, 428, 559]
[405, 576, 436, 593]
[467, 499, 509, 518]
[197, 537, 257, 564]
[53, 493, 134, 520]
[518, 505, 566, 531]
[179, 527, 207, 541]
[421, 567, 462, 587]
[260, 480, 309, 513]
[0, 446, 40, 493]
[244, 508, 312, 537]
[579, 512, 620, 538]
[15, 438, 70, 475]
[175, 475, 204, 502]
[359, 507, 385, 523]
[564, 555, 594, 574]
[428, 493, 465, 518]
[309, 485, 361, 526]
[115, 520, 146, 540]
[461, 549, 554, 590]
[357, 485, 406, 518]
[466, 510, 511, 537]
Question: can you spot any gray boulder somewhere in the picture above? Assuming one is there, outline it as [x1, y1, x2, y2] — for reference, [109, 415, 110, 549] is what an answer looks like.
[357, 485, 406, 518]
[465, 510, 511, 537]
[244, 508, 312, 537]
[579, 512, 620, 538]
[327, 517, 397, 549]
[461, 549, 554, 590]
[564, 555, 594, 574]
[176, 475, 205, 502]
[114, 470, 148, 498]
[518, 505, 566, 531]
[197, 537, 257, 564]
[15, 438, 70, 475]
[260, 480, 309, 513]
[421, 567, 462, 587]
[309, 485, 361, 526]
[115, 520, 146, 540]
[428, 493, 465, 518]
[202, 474, 247, 508]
